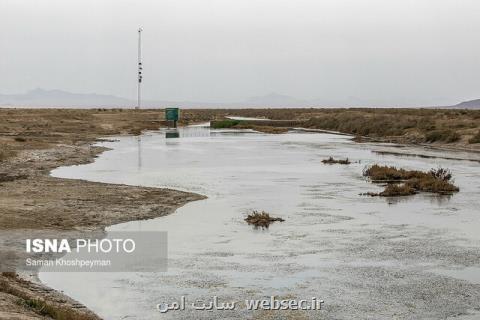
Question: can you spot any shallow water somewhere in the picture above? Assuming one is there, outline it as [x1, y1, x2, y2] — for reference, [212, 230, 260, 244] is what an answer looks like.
[41, 127, 480, 319]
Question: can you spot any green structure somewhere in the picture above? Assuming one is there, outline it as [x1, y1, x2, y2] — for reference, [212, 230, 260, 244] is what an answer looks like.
[165, 107, 180, 127]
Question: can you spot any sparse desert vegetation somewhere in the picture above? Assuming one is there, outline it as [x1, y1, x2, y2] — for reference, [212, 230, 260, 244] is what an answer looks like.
[1, 273, 101, 320]
[1, 108, 480, 157]
[363, 165, 459, 196]
[469, 131, 480, 144]
[0, 108, 165, 162]
[0, 145, 17, 162]
[322, 157, 351, 165]
[210, 119, 289, 133]
[425, 129, 461, 143]
[181, 108, 480, 148]
[245, 211, 285, 228]
[210, 119, 241, 128]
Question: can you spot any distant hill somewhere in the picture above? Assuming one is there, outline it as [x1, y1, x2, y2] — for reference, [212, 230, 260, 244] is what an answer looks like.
[0, 88, 133, 108]
[0, 89, 323, 108]
[452, 99, 480, 109]
[3, 88, 471, 109]
[0, 88, 232, 108]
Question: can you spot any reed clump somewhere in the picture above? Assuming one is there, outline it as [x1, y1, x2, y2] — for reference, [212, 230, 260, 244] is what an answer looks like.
[363, 165, 459, 196]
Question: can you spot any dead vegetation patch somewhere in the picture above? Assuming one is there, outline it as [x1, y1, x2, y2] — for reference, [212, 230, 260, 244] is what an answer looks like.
[0, 146, 17, 162]
[469, 131, 480, 144]
[379, 184, 417, 197]
[245, 211, 285, 228]
[363, 164, 426, 182]
[0, 274, 100, 320]
[362, 165, 459, 197]
[425, 129, 461, 143]
[322, 157, 351, 165]
[0, 172, 28, 183]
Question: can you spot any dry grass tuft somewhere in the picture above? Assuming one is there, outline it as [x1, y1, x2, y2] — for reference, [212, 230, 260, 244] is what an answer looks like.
[363, 164, 425, 181]
[210, 119, 240, 129]
[469, 131, 480, 144]
[1, 274, 99, 320]
[128, 128, 143, 135]
[245, 211, 285, 228]
[363, 165, 459, 196]
[17, 297, 95, 320]
[425, 130, 460, 143]
[379, 184, 417, 196]
[0, 146, 18, 162]
[405, 177, 459, 194]
[322, 157, 351, 165]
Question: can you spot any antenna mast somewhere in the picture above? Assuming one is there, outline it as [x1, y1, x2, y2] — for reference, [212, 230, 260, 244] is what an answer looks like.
[136, 27, 143, 109]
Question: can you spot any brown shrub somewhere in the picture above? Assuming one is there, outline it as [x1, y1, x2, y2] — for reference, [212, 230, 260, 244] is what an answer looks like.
[363, 165, 459, 196]
[406, 177, 459, 194]
[245, 211, 285, 228]
[429, 168, 452, 181]
[0, 147, 17, 162]
[363, 164, 425, 181]
[425, 130, 460, 143]
[322, 157, 351, 165]
[128, 128, 143, 135]
[379, 184, 417, 197]
[469, 131, 480, 144]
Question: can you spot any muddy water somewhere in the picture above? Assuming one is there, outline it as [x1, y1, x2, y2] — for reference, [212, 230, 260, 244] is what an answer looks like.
[41, 127, 480, 319]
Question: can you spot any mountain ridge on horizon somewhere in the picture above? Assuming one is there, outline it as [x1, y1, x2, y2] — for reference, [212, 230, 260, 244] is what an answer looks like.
[0, 88, 479, 109]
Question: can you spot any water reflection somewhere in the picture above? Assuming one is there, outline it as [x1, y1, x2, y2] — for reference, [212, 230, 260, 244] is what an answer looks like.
[165, 127, 211, 138]
[165, 130, 179, 139]
[384, 193, 453, 206]
[136, 136, 142, 170]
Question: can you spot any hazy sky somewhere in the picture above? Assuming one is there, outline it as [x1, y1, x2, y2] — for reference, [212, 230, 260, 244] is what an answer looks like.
[1, 0, 479, 106]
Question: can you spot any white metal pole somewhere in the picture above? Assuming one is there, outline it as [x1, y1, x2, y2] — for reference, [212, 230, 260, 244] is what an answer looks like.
[137, 27, 143, 110]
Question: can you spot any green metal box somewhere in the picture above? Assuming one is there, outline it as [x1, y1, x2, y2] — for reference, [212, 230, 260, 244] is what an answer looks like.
[165, 108, 180, 121]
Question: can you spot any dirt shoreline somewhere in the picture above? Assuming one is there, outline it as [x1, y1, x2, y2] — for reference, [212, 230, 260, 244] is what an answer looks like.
[0, 109, 208, 319]
[1, 108, 479, 319]
[1, 144, 206, 320]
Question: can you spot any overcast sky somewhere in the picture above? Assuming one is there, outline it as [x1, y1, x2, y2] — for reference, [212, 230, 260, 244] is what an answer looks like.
[1, 0, 479, 106]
